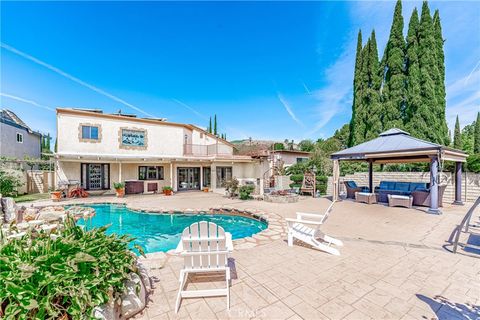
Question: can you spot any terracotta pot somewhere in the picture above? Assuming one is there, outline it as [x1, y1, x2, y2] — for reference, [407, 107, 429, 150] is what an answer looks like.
[50, 191, 62, 202]
[115, 188, 125, 198]
[203, 187, 209, 192]
[164, 189, 173, 196]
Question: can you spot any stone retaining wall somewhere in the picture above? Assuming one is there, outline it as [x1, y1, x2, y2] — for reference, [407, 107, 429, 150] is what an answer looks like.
[327, 171, 480, 203]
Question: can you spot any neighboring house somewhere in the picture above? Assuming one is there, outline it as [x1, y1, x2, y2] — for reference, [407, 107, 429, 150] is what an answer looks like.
[0, 109, 42, 159]
[55, 108, 266, 194]
[269, 150, 311, 169]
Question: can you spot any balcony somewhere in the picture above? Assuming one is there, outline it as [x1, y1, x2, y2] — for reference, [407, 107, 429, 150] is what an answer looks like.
[183, 144, 231, 157]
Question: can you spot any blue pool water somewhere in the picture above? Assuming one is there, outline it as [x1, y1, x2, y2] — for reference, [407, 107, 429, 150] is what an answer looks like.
[75, 204, 267, 254]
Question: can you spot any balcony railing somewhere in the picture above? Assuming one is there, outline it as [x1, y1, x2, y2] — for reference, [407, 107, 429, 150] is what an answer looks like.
[183, 144, 231, 156]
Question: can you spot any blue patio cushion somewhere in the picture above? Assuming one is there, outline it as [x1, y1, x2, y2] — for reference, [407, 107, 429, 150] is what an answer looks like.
[395, 182, 410, 192]
[346, 181, 358, 188]
[379, 181, 396, 190]
[409, 182, 427, 192]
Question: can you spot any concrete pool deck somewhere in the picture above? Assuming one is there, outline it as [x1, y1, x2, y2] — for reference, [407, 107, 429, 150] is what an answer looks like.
[28, 192, 480, 319]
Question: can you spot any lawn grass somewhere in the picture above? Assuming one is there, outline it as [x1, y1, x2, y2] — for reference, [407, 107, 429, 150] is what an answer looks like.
[14, 193, 50, 203]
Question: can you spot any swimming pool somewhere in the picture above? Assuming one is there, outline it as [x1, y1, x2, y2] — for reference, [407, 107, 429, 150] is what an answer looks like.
[75, 204, 268, 254]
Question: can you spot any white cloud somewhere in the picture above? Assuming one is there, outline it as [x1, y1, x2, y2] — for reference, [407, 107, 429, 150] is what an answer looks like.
[277, 93, 304, 127]
[0, 42, 156, 118]
[0, 93, 55, 112]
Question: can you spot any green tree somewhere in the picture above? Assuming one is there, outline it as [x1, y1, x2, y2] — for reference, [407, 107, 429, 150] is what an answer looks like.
[54, 137, 58, 153]
[380, 0, 405, 129]
[214, 114, 217, 135]
[298, 139, 315, 152]
[475, 112, 480, 153]
[453, 115, 462, 150]
[208, 117, 212, 133]
[273, 142, 285, 151]
[348, 30, 363, 147]
[432, 9, 449, 145]
[461, 121, 475, 154]
[405, 8, 422, 128]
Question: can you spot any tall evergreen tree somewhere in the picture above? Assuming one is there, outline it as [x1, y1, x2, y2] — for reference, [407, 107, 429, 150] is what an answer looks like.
[475, 112, 480, 153]
[405, 8, 421, 127]
[380, 0, 405, 129]
[348, 30, 363, 147]
[453, 115, 462, 150]
[214, 114, 217, 135]
[432, 9, 449, 145]
[46, 133, 51, 150]
[208, 117, 212, 133]
[54, 137, 58, 153]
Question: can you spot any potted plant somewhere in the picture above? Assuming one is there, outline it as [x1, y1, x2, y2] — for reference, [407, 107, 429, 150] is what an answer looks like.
[203, 187, 209, 192]
[163, 186, 173, 196]
[50, 189, 62, 202]
[113, 182, 125, 198]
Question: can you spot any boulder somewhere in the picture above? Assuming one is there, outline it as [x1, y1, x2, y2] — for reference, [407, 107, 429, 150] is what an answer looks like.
[1, 197, 16, 223]
[93, 299, 119, 320]
[37, 207, 66, 223]
[120, 273, 146, 318]
[137, 262, 152, 294]
[23, 207, 39, 222]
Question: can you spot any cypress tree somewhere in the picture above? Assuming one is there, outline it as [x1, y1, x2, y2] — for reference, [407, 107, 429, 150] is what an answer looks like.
[46, 133, 51, 150]
[432, 9, 449, 145]
[54, 137, 58, 153]
[208, 117, 212, 133]
[453, 115, 462, 150]
[380, 0, 405, 130]
[405, 8, 422, 128]
[214, 114, 217, 135]
[348, 30, 363, 147]
[475, 112, 480, 153]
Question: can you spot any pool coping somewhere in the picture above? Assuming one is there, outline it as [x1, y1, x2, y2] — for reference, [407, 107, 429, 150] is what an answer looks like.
[63, 201, 287, 253]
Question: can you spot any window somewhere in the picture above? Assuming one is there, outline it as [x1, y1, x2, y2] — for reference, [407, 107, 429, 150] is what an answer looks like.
[81, 125, 99, 140]
[16, 133, 23, 143]
[216, 167, 232, 188]
[139, 166, 164, 180]
[121, 129, 145, 147]
[81, 163, 110, 190]
[296, 157, 308, 163]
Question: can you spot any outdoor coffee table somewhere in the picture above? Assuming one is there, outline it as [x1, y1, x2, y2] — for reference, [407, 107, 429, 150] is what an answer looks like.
[387, 194, 413, 208]
[355, 192, 377, 204]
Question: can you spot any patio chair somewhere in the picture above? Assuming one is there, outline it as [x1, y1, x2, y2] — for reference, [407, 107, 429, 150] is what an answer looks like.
[300, 171, 316, 196]
[344, 181, 369, 199]
[285, 201, 343, 255]
[174, 221, 233, 313]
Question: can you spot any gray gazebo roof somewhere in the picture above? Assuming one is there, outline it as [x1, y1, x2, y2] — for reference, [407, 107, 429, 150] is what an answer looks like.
[331, 128, 467, 163]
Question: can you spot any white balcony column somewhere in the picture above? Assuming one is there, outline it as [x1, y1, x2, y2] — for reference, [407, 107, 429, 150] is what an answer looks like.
[200, 165, 203, 190]
[170, 162, 174, 191]
[211, 163, 217, 190]
[118, 162, 122, 182]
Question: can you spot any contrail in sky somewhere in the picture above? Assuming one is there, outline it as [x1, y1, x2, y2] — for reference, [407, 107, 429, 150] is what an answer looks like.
[0, 92, 55, 112]
[172, 98, 208, 120]
[0, 42, 155, 118]
[277, 93, 304, 127]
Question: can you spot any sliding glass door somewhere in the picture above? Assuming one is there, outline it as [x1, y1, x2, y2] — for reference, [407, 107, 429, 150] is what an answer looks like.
[177, 167, 200, 191]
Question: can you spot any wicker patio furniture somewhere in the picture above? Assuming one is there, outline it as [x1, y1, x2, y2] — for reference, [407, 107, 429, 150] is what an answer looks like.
[388, 194, 413, 208]
[412, 185, 447, 207]
[355, 192, 377, 204]
[344, 181, 369, 199]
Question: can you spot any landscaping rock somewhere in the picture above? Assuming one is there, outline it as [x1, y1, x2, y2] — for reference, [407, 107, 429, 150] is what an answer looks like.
[1, 197, 16, 223]
[137, 262, 152, 294]
[93, 300, 119, 320]
[23, 207, 38, 221]
[120, 273, 146, 318]
[37, 208, 66, 223]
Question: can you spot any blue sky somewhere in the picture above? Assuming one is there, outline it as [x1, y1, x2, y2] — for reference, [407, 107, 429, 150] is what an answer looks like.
[1, 1, 479, 143]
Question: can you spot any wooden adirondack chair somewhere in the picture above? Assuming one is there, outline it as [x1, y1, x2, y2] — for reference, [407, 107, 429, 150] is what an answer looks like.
[300, 171, 316, 196]
[175, 222, 233, 313]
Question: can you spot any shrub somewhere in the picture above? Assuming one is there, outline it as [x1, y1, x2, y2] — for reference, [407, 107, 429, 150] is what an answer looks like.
[224, 178, 239, 197]
[289, 183, 302, 189]
[290, 174, 304, 184]
[0, 217, 140, 318]
[0, 169, 23, 197]
[113, 182, 125, 189]
[239, 185, 255, 200]
[466, 154, 480, 173]
[162, 186, 173, 191]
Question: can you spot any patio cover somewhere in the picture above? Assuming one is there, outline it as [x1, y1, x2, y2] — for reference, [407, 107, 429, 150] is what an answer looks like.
[330, 129, 468, 213]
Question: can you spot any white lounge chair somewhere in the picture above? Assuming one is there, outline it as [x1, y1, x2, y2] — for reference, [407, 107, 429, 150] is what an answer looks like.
[174, 221, 233, 313]
[286, 201, 343, 255]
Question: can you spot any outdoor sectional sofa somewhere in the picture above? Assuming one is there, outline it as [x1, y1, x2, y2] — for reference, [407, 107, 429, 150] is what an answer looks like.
[375, 181, 446, 207]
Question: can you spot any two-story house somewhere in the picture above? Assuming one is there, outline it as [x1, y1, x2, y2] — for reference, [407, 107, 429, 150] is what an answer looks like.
[55, 108, 265, 194]
[0, 109, 42, 159]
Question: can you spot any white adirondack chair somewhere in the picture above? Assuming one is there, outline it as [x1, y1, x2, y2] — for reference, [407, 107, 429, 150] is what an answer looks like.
[285, 201, 343, 255]
[174, 221, 233, 313]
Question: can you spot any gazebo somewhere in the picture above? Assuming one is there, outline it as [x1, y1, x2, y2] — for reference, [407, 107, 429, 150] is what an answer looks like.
[330, 129, 468, 214]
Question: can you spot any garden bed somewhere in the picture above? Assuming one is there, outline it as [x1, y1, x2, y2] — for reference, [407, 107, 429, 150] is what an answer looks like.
[264, 191, 299, 203]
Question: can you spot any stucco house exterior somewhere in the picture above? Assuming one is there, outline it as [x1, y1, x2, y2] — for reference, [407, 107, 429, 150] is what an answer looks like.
[55, 108, 267, 194]
[0, 109, 42, 159]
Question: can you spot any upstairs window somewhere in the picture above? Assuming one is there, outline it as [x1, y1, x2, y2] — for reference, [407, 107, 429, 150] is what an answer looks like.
[81, 125, 99, 140]
[139, 166, 164, 180]
[16, 133, 23, 143]
[121, 129, 146, 147]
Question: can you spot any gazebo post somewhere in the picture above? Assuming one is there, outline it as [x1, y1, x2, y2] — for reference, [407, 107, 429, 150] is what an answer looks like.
[332, 159, 339, 200]
[454, 162, 464, 205]
[428, 156, 441, 214]
[368, 160, 373, 193]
